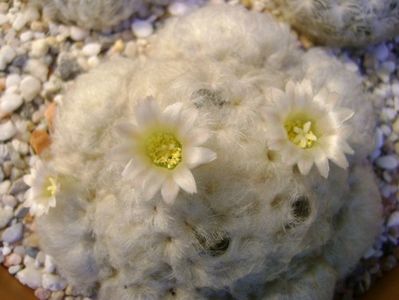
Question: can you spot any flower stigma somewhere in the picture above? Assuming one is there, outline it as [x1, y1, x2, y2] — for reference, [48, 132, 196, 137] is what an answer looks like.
[144, 131, 183, 169]
[285, 117, 318, 149]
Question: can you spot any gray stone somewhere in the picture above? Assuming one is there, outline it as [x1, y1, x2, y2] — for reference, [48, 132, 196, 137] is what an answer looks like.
[2, 222, 23, 243]
[57, 54, 81, 81]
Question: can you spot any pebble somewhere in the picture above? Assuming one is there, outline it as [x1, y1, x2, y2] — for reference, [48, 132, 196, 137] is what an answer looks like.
[2, 246, 11, 256]
[0, 45, 16, 70]
[2, 195, 18, 208]
[30, 129, 51, 155]
[0, 206, 13, 229]
[26, 59, 48, 82]
[26, 247, 39, 258]
[4, 253, 22, 267]
[9, 177, 29, 195]
[0, 93, 23, 113]
[20, 75, 41, 101]
[42, 274, 67, 292]
[30, 39, 49, 58]
[8, 264, 22, 274]
[69, 26, 88, 41]
[168, 2, 190, 16]
[0, 121, 17, 141]
[2, 222, 23, 243]
[16, 266, 42, 289]
[50, 291, 65, 300]
[387, 211, 399, 227]
[57, 54, 81, 81]
[44, 255, 56, 273]
[0, 180, 10, 195]
[82, 43, 101, 56]
[375, 155, 399, 170]
[35, 287, 52, 300]
[6, 74, 21, 88]
[374, 44, 389, 61]
[132, 20, 153, 38]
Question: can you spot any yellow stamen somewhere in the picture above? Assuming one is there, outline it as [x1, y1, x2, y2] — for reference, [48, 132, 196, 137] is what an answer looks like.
[145, 131, 182, 169]
[285, 118, 318, 149]
[43, 176, 58, 198]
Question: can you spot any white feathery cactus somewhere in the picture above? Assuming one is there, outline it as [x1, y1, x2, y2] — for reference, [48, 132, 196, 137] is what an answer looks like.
[263, 0, 399, 46]
[35, 0, 145, 29]
[28, 5, 381, 299]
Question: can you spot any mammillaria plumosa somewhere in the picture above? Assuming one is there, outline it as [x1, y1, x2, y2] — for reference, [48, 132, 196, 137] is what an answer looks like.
[263, 0, 399, 46]
[25, 5, 381, 299]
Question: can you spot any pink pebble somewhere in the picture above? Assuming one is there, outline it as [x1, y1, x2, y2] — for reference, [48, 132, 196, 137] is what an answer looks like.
[4, 253, 21, 267]
[34, 288, 51, 300]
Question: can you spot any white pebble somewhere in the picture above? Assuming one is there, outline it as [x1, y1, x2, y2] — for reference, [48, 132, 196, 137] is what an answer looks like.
[8, 265, 22, 275]
[5, 74, 21, 88]
[87, 56, 100, 68]
[26, 59, 48, 82]
[376, 155, 399, 170]
[70, 26, 88, 41]
[132, 20, 153, 38]
[44, 255, 56, 273]
[16, 266, 42, 289]
[0, 206, 13, 229]
[0, 180, 10, 195]
[1, 222, 23, 243]
[2, 246, 11, 256]
[388, 211, 399, 227]
[0, 13, 8, 25]
[0, 93, 23, 113]
[168, 2, 190, 16]
[0, 120, 17, 141]
[0, 45, 16, 70]
[30, 39, 49, 58]
[42, 274, 67, 291]
[20, 75, 41, 101]
[20, 31, 33, 42]
[82, 43, 101, 56]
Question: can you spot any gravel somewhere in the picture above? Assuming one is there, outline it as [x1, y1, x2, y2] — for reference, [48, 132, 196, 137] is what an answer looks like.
[0, 0, 398, 299]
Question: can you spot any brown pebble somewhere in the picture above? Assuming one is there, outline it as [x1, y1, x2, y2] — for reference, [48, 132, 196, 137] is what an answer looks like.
[30, 130, 51, 155]
[44, 102, 57, 131]
[0, 77, 5, 92]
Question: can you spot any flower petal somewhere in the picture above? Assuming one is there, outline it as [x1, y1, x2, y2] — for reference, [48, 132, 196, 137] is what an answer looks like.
[185, 147, 217, 168]
[297, 158, 313, 175]
[315, 157, 329, 178]
[173, 167, 197, 194]
[161, 179, 180, 204]
[122, 159, 145, 178]
[142, 171, 165, 201]
[162, 102, 184, 125]
[184, 128, 210, 146]
[329, 149, 349, 169]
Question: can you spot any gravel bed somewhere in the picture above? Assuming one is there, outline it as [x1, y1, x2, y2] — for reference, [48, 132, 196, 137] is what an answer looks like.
[0, 1, 397, 299]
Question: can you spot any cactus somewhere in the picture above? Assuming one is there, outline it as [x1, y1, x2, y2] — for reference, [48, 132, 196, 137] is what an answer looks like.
[35, 0, 145, 29]
[27, 5, 381, 299]
[264, 0, 399, 46]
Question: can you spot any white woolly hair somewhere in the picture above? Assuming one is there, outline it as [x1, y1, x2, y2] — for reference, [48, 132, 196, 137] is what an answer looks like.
[269, 0, 399, 46]
[36, 4, 381, 300]
[34, 0, 145, 29]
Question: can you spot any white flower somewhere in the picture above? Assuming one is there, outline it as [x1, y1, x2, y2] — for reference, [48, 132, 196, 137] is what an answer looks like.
[114, 97, 217, 204]
[23, 160, 60, 217]
[263, 80, 354, 178]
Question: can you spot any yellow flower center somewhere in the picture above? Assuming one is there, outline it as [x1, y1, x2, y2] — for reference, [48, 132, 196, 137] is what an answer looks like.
[145, 131, 182, 169]
[43, 176, 58, 198]
[284, 117, 318, 149]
